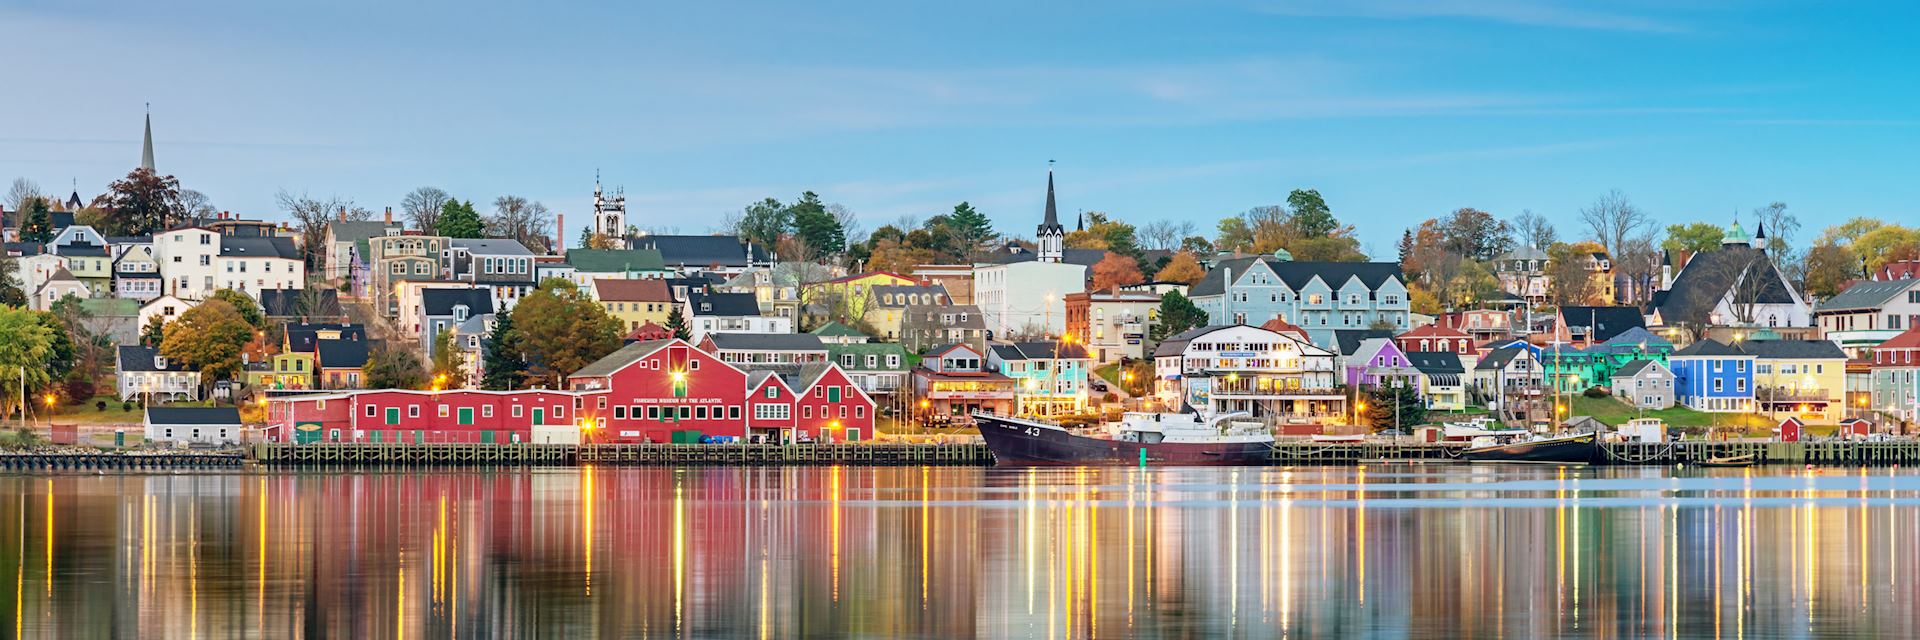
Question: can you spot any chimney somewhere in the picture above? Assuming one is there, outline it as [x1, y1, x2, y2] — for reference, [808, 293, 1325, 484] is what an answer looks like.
[384, 207, 393, 225]
[338, 206, 346, 223]
[557, 213, 565, 252]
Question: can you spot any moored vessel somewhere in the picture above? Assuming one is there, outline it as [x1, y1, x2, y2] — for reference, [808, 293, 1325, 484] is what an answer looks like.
[1461, 431, 1602, 465]
[975, 411, 1274, 466]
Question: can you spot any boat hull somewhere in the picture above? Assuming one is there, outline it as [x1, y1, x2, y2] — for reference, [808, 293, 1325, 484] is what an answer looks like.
[1463, 433, 1602, 465]
[976, 415, 1273, 466]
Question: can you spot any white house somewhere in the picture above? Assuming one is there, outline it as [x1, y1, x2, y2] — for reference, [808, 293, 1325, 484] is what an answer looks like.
[1151, 324, 1343, 425]
[118, 345, 201, 401]
[112, 242, 163, 301]
[973, 260, 1085, 338]
[684, 292, 790, 343]
[144, 407, 243, 445]
[152, 227, 222, 301]
[138, 295, 195, 333]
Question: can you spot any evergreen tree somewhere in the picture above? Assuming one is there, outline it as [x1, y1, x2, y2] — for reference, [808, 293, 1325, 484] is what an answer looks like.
[0, 254, 26, 307]
[664, 306, 691, 341]
[1363, 385, 1426, 431]
[944, 202, 994, 257]
[438, 199, 485, 238]
[140, 315, 166, 347]
[429, 329, 464, 387]
[789, 191, 845, 254]
[1150, 290, 1208, 342]
[480, 309, 527, 390]
[17, 197, 52, 243]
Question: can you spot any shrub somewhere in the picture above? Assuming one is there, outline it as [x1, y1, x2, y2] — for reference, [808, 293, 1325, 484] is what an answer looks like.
[121, 402, 134, 412]
[62, 377, 95, 405]
[1583, 386, 1609, 398]
[94, 401, 107, 412]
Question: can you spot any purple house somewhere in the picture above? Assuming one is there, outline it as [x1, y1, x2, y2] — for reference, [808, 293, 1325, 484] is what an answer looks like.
[1344, 337, 1419, 389]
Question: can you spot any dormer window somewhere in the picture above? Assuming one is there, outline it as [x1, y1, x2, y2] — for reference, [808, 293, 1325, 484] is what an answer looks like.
[154, 356, 167, 369]
[453, 304, 469, 322]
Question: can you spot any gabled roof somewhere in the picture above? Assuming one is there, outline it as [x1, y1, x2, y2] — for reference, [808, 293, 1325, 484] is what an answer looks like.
[1612, 359, 1668, 378]
[1405, 351, 1463, 375]
[421, 288, 495, 317]
[1259, 317, 1311, 341]
[869, 284, 950, 308]
[592, 278, 672, 302]
[1335, 329, 1395, 357]
[629, 235, 769, 268]
[1816, 279, 1918, 312]
[1396, 323, 1470, 341]
[1559, 306, 1645, 343]
[782, 363, 841, 396]
[627, 321, 672, 341]
[1656, 244, 1797, 326]
[218, 236, 300, 260]
[569, 339, 676, 379]
[704, 332, 827, 352]
[145, 407, 242, 426]
[284, 323, 365, 352]
[450, 238, 533, 255]
[1672, 339, 1748, 357]
[1600, 326, 1671, 349]
[327, 220, 402, 244]
[825, 343, 911, 371]
[315, 339, 370, 369]
[1738, 339, 1847, 360]
[1189, 259, 1404, 297]
[566, 249, 667, 273]
[685, 292, 760, 317]
[820, 270, 915, 285]
[994, 248, 1105, 266]
[118, 345, 194, 373]
[991, 341, 1090, 360]
[1349, 338, 1398, 361]
[1875, 327, 1920, 351]
[810, 322, 869, 338]
[1475, 347, 1528, 371]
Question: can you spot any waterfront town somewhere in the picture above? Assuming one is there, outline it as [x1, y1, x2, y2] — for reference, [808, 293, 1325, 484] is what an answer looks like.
[0, 114, 1911, 452]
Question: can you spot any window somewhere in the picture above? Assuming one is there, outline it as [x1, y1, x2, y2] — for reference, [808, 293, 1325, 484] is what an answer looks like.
[598, 397, 608, 409]
[753, 404, 790, 420]
[728, 406, 740, 420]
[512, 405, 523, 418]
[408, 405, 420, 418]
[553, 405, 565, 418]
[855, 406, 865, 418]
[765, 386, 779, 398]
[696, 406, 708, 420]
[482, 405, 493, 418]
[614, 406, 627, 419]
[803, 405, 813, 419]
[647, 406, 661, 420]
[438, 405, 450, 418]
[365, 405, 378, 417]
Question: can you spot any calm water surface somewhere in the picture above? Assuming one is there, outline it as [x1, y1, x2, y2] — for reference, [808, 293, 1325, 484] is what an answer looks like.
[4, 464, 1920, 638]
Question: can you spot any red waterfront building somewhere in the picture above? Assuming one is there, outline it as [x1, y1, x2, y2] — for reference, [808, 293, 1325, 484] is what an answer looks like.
[271, 339, 877, 444]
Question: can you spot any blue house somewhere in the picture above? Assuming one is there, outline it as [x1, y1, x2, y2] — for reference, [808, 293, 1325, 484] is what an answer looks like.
[1187, 253, 1410, 351]
[1668, 339, 1755, 413]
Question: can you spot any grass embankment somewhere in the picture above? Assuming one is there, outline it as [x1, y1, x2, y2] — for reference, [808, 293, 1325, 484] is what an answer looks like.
[1566, 395, 1837, 436]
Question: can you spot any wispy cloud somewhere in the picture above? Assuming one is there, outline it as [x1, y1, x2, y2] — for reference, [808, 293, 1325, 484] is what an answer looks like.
[1256, 0, 1687, 34]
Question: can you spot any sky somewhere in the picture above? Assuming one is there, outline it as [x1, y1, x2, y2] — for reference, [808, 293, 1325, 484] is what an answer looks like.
[5, 0, 1920, 256]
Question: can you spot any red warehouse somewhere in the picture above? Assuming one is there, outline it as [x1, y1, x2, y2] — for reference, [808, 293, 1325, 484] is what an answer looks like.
[569, 339, 876, 443]
[268, 389, 584, 444]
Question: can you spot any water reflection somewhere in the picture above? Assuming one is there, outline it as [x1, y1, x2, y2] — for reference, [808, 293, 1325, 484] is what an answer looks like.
[3, 465, 1920, 637]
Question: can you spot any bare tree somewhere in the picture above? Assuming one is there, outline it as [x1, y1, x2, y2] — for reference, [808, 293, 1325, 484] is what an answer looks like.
[1578, 190, 1651, 259]
[828, 203, 863, 256]
[6, 178, 40, 212]
[178, 189, 217, 221]
[277, 190, 371, 270]
[1139, 220, 1181, 251]
[489, 195, 554, 253]
[1613, 231, 1660, 304]
[1512, 209, 1557, 251]
[1750, 201, 1803, 285]
[402, 186, 451, 235]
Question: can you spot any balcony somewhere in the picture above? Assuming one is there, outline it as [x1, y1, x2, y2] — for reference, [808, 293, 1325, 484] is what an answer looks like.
[1755, 386, 1834, 403]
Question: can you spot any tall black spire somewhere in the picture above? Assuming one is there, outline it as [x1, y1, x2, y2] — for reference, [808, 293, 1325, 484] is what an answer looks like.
[1035, 160, 1065, 263]
[1041, 160, 1060, 231]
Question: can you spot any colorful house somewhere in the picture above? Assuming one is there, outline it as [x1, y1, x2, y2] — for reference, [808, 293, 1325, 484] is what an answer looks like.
[1744, 339, 1848, 423]
[1344, 338, 1417, 389]
[268, 389, 581, 444]
[1610, 360, 1675, 410]
[1540, 344, 1601, 394]
[565, 338, 874, 443]
[592, 278, 675, 333]
[1587, 326, 1674, 379]
[912, 344, 1017, 418]
[1869, 327, 1920, 425]
[1669, 339, 1755, 413]
[989, 341, 1092, 416]
[1406, 351, 1467, 411]
[1394, 323, 1474, 358]
[801, 270, 916, 320]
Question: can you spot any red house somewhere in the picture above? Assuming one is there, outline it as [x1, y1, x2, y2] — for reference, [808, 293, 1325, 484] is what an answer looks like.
[568, 338, 874, 443]
[268, 389, 581, 444]
[1394, 323, 1474, 357]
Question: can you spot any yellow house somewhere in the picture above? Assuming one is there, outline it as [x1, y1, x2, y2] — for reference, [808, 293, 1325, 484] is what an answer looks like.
[861, 284, 951, 342]
[802, 271, 916, 320]
[592, 278, 675, 334]
[1747, 340, 1848, 423]
[248, 352, 316, 390]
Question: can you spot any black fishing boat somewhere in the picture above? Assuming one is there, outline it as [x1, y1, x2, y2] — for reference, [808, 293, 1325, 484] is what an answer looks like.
[1461, 432, 1602, 465]
[975, 411, 1275, 466]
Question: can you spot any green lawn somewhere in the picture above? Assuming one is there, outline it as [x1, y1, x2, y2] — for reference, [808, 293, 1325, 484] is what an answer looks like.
[43, 396, 149, 425]
[1566, 395, 1816, 435]
[1093, 364, 1123, 387]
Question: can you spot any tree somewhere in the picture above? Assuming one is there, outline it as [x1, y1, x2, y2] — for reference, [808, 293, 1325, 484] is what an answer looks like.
[1151, 290, 1208, 342]
[158, 299, 253, 389]
[1091, 251, 1145, 291]
[942, 202, 995, 258]
[94, 168, 183, 236]
[365, 343, 427, 390]
[489, 195, 554, 253]
[429, 329, 463, 387]
[1545, 241, 1605, 306]
[1512, 210, 1557, 251]
[140, 315, 166, 347]
[1179, 235, 1213, 254]
[0, 253, 23, 308]
[1215, 217, 1252, 252]
[5, 178, 40, 213]
[789, 191, 845, 256]
[0, 307, 55, 421]
[663, 306, 691, 341]
[1153, 252, 1207, 285]
[866, 237, 940, 275]
[439, 199, 485, 238]
[1363, 384, 1426, 430]
[1577, 189, 1651, 259]
[1854, 225, 1920, 273]
[402, 186, 452, 235]
[16, 197, 52, 243]
[278, 191, 370, 270]
[512, 280, 623, 385]
[1751, 202, 1799, 256]
[732, 198, 792, 251]
[1804, 243, 1859, 299]
[1440, 208, 1512, 260]
[480, 309, 527, 390]
[1068, 212, 1141, 258]
[1286, 189, 1337, 236]
[178, 189, 217, 221]
[1661, 222, 1725, 260]
[208, 289, 266, 330]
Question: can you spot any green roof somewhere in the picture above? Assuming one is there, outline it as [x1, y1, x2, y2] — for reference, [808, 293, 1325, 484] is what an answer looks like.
[825, 343, 910, 371]
[77, 298, 140, 316]
[565, 249, 666, 273]
[810, 321, 868, 338]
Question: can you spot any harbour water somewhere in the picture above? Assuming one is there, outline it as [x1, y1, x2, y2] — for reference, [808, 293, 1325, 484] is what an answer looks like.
[4, 464, 1919, 638]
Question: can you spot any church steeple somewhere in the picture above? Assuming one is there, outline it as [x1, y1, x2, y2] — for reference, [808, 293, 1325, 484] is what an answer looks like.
[140, 104, 155, 172]
[1035, 161, 1065, 263]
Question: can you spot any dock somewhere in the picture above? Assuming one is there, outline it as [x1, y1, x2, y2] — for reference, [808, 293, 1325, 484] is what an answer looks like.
[0, 452, 245, 470]
[248, 442, 997, 466]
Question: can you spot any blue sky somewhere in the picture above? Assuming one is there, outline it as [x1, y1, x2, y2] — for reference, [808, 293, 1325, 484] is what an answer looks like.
[5, 0, 1919, 255]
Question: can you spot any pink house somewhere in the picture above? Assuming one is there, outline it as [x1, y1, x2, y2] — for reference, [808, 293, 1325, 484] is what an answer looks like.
[1344, 338, 1418, 389]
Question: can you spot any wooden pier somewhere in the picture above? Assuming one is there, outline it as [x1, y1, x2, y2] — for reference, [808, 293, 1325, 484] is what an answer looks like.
[0, 452, 245, 471]
[248, 442, 997, 467]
